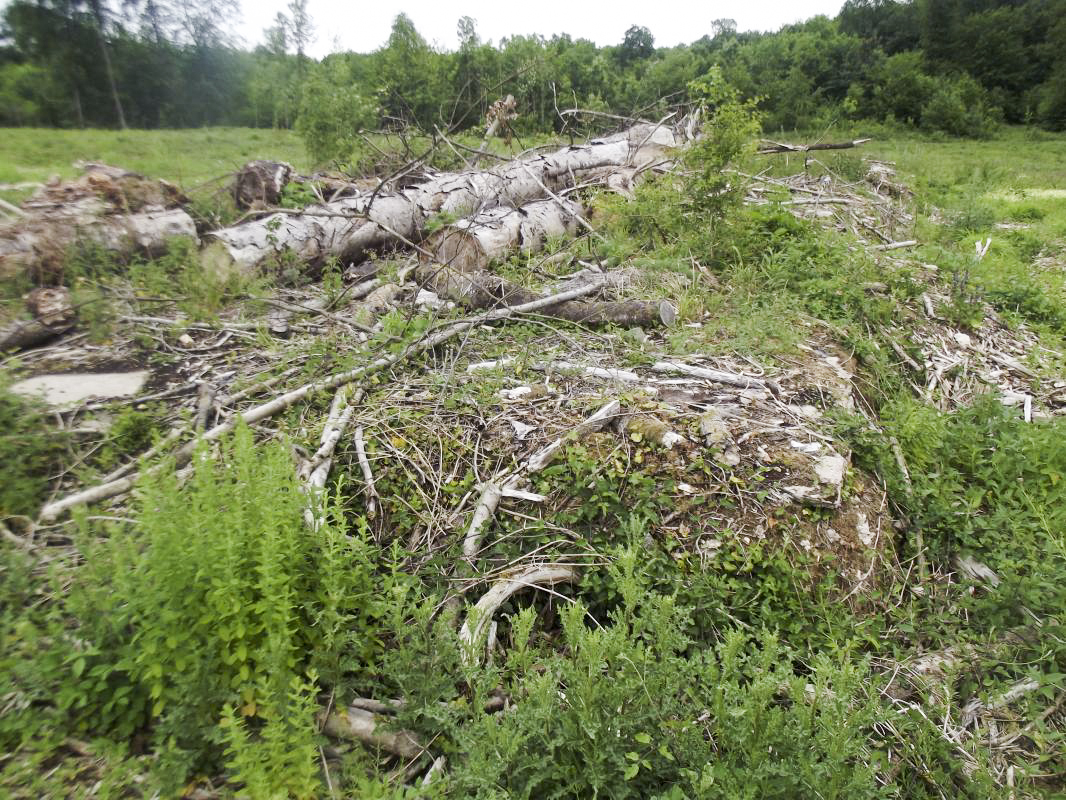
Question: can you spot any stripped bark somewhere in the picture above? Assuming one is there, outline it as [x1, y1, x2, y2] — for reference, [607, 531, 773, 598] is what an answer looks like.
[203, 123, 680, 276]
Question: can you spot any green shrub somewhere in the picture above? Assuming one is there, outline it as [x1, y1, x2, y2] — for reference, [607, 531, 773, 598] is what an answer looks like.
[295, 60, 378, 165]
[10, 425, 390, 793]
[450, 550, 892, 799]
[0, 383, 68, 517]
[920, 75, 1001, 138]
[682, 68, 762, 220]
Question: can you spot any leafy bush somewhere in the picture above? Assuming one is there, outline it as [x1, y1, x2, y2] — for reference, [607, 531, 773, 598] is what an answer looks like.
[5, 425, 390, 793]
[296, 59, 378, 165]
[869, 52, 935, 125]
[920, 75, 1001, 138]
[0, 382, 68, 517]
[451, 551, 895, 799]
[682, 68, 762, 220]
[1035, 66, 1066, 131]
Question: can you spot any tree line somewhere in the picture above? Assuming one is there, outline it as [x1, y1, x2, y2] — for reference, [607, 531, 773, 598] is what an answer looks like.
[2, 0, 1065, 144]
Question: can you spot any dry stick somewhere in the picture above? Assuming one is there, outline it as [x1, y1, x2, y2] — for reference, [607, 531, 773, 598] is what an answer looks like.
[757, 138, 872, 154]
[871, 239, 918, 251]
[302, 387, 361, 530]
[461, 400, 621, 562]
[651, 361, 780, 396]
[38, 281, 607, 522]
[353, 426, 378, 518]
[459, 564, 576, 668]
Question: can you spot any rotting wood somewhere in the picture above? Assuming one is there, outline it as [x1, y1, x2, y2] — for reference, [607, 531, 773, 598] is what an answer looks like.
[0, 287, 76, 352]
[202, 123, 679, 276]
[459, 563, 576, 668]
[38, 280, 608, 522]
[233, 160, 295, 210]
[0, 163, 197, 283]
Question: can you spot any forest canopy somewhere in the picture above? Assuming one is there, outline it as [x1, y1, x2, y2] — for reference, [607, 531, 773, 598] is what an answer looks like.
[2, 1, 1065, 140]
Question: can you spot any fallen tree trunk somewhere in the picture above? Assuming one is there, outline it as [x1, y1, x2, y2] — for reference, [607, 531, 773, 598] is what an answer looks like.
[202, 123, 680, 276]
[0, 164, 197, 283]
[428, 197, 585, 271]
[418, 197, 675, 327]
[416, 262, 674, 328]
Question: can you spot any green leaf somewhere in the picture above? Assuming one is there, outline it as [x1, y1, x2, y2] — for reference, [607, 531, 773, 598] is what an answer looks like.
[634, 732, 652, 744]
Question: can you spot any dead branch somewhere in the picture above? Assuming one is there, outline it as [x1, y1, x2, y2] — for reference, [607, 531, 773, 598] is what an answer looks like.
[651, 361, 780, 395]
[353, 426, 378, 519]
[459, 563, 576, 667]
[462, 400, 620, 562]
[418, 262, 673, 328]
[319, 706, 425, 761]
[301, 387, 360, 530]
[757, 138, 872, 155]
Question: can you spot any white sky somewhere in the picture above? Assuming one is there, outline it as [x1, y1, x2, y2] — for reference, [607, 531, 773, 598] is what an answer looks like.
[236, 1, 846, 57]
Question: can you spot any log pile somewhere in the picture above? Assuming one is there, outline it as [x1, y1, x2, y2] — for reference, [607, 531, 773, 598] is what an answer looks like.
[0, 163, 197, 283]
[202, 122, 679, 276]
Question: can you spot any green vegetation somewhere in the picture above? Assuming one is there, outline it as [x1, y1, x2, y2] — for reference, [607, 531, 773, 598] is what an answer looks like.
[4, 1, 1066, 167]
[0, 126, 305, 188]
[1, 80, 1065, 799]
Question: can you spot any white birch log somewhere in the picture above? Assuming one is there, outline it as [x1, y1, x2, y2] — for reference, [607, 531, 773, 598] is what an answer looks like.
[428, 198, 584, 271]
[0, 164, 197, 282]
[203, 124, 679, 276]
[319, 706, 424, 760]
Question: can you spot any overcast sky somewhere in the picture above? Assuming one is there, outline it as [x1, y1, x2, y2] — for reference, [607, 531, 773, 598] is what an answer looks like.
[237, 1, 847, 57]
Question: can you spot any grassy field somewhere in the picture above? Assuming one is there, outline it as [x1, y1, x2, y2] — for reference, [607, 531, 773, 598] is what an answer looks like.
[0, 127, 307, 200]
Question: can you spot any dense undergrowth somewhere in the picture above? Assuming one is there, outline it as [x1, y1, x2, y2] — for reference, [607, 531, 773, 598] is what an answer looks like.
[1, 109, 1065, 797]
